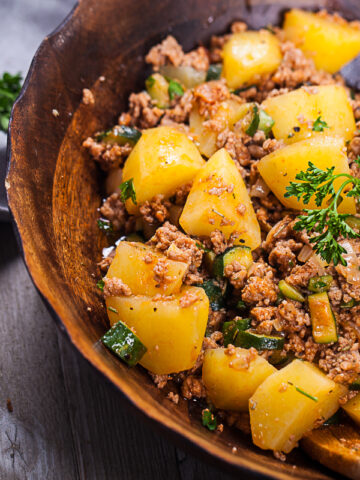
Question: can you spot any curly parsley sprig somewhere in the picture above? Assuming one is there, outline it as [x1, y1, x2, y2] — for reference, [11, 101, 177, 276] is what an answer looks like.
[285, 160, 360, 266]
[0, 72, 22, 132]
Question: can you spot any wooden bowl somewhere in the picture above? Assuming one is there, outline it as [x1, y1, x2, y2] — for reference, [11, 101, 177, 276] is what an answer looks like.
[6, 0, 360, 478]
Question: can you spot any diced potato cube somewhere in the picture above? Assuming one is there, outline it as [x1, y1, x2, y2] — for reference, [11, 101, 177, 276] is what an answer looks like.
[179, 148, 261, 250]
[343, 393, 360, 426]
[189, 100, 250, 158]
[202, 348, 276, 411]
[106, 241, 188, 296]
[283, 9, 360, 73]
[262, 85, 355, 144]
[106, 287, 209, 374]
[258, 136, 356, 213]
[122, 126, 205, 213]
[222, 31, 282, 88]
[250, 360, 347, 453]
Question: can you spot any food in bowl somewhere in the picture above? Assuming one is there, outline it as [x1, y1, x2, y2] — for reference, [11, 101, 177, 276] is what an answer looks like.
[83, 8, 360, 467]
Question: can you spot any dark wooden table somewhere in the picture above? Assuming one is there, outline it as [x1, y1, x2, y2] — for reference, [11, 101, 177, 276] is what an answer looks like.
[0, 2, 236, 478]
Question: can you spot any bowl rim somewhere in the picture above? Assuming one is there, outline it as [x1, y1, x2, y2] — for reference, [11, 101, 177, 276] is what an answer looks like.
[5, 2, 328, 478]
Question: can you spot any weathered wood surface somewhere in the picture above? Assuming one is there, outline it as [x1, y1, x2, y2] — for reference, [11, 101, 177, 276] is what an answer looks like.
[0, 222, 236, 479]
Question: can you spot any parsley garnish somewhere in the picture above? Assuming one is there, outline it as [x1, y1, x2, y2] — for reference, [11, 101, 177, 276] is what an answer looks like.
[245, 105, 259, 136]
[312, 116, 330, 132]
[119, 178, 137, 204]
[202, 409, 217, 431]
[288, 382, 318, 402]
[97, 279, 105, 291]
[285, 161, 360, 266]
[168, 80, 184, 100]
[97, 218, 113, 233]
[0, 72, 22, 132]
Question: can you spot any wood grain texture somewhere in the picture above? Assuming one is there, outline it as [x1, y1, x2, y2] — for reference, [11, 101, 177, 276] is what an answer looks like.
[0, 223, 77, 479]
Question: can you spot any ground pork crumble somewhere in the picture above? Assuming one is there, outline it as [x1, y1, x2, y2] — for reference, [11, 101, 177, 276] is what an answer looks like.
[87, 9, 360, 459]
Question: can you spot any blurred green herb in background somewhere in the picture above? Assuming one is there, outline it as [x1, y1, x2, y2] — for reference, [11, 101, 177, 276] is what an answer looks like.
[0, 72, 22, 132]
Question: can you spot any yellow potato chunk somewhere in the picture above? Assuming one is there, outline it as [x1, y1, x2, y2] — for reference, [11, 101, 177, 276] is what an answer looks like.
[283, 9, 360, 73]
[258, 136, 356, 214]
[106, 287, 209, 374]
[202, 348, 276, 411]
[179, 148, 261, 250]
[122, 126, 205, 213]
[189, 100, 250, 158]
[106, 241, 188, 296]
[262, 85, 356, 144]
[222, 31, 282, 88]
[343, 393, 360, 426]
[250, 360, 347, 453]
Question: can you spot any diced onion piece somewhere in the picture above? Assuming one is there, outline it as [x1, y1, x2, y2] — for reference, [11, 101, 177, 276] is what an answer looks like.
[337, 240, 360, 284]
[297, 244, 313, 263]
[250, 177, 270, 198]
[159, 65, 206, 88]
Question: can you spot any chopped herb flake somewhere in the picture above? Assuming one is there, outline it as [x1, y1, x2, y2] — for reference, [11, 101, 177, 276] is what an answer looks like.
[312, 116, 330, 132]
[202, 409, 217, 431]
[119, 178, 137, 204]
[168, 80, 184, 100]
[97, 279, 105, 291]
[288, 381, 318, 402]
[108, 306, 118, 314]
[97, 218, 113, 233]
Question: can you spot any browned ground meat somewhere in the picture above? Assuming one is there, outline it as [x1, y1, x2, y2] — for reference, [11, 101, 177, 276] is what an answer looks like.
[91, 12, 360, 431]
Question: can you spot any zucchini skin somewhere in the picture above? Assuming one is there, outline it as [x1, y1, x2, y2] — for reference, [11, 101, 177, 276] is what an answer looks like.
[235, 330, 284, 350]
[308, 292, 338, 344]
[308, 275, 333, 293]
[278, 280, 305, 302]
[102, 320, 147, 366]
[97, 125, 142, 145]
[222, 318, 251, 346]
[213, 246, 252, 277]
[197, 279, 225, 311]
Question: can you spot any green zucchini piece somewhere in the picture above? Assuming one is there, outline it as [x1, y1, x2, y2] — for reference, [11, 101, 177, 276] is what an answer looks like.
[245, 105, 259, 136]
[278, 280, 305, 302]
[125, 232, 144, 243]
[203, 250, 216, 273]
[345, 215, 360, 231]
[258, 109, 275, 136]
[97, 125, 141, 146]
[197, 279, 225, 311]
[245, 104, 274, 137]
[145, 73, 170, 108]
[222, 318, 251, 347]
[101, 320, 147, 367]
[206, 64, 222, 81]
[236, 299, 247, 312]
[350, 378, 360, 391]
[308, 292, 338, 344]
[323, 410, 342, 426]
[268, 351, 293, 367]
[308, 275, 333, 293]
[213, 246, 253, 277]
[235, 330, 284, 350]
[340, 299, 359, 309]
